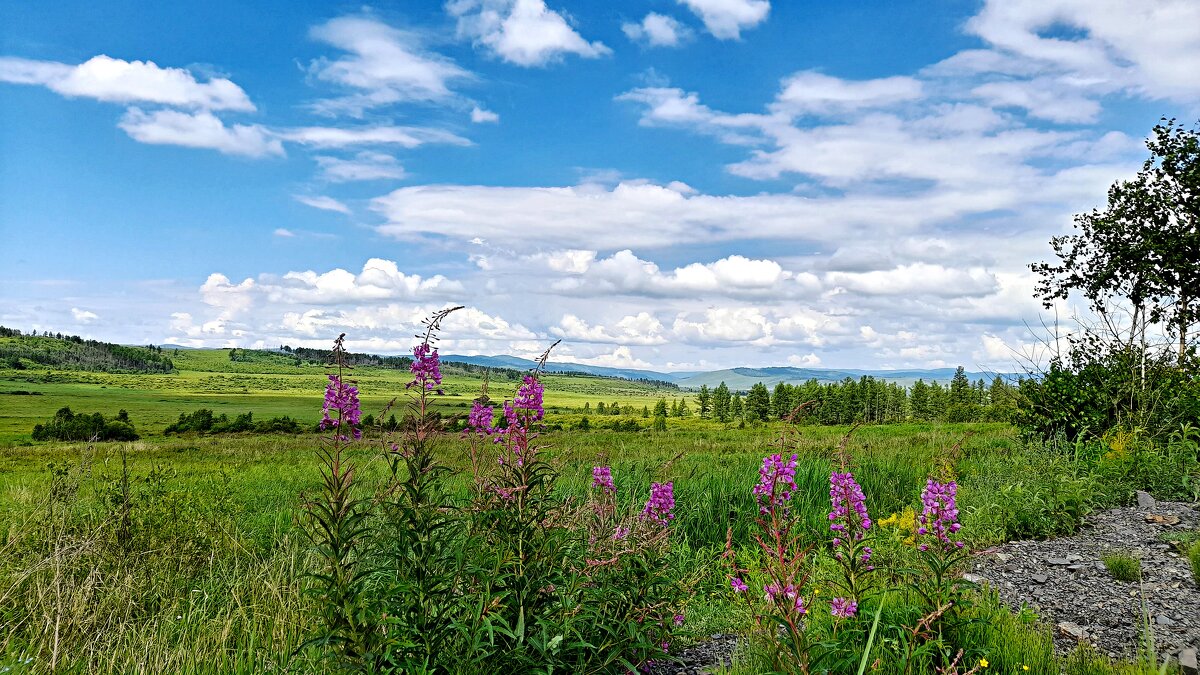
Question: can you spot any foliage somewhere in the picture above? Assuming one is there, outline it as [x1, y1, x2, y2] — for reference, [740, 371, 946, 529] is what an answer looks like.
[1100, 551, 1141, 583]
[0, 327, 174, 373]
[164, 407, 307, 435]
[1189, 539, 1200, 587]
[31, 406, 139, 441]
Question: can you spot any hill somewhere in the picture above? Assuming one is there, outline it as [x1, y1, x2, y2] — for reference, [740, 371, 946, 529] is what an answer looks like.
[444, 354, 1009, 390]
[0, 327, 174, 374]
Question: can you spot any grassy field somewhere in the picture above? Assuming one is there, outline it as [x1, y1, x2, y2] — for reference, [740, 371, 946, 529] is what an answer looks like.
[0, 348, 681, 443]
[1, 350, 1193, 674]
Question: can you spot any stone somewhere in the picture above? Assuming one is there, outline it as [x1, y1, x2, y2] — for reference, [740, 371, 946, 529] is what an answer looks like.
[1032, 573, 1048, 584]
[1179, 648, 1197, 675]
[995, 552, 1012, 563]
[1157, 615, 1175, 626]
[1137, 491, 1156, 509]
[1058, 622, 1089, 640]
[962, 573, 984, 584]
[1146, 514, 1182, 525]
[1047, 557, 1071, 565]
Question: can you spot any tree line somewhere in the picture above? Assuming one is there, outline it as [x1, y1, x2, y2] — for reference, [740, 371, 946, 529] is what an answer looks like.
[0, 327, 174, 373]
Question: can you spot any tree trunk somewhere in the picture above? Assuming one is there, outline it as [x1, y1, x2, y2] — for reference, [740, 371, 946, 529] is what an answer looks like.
[1179, 290, 1189, 366]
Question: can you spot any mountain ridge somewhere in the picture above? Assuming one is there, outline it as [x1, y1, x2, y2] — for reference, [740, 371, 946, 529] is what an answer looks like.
[442, 354, 1015, 389]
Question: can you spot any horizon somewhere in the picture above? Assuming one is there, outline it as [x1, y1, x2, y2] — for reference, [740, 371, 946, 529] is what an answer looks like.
[3, 1, 1198, 372]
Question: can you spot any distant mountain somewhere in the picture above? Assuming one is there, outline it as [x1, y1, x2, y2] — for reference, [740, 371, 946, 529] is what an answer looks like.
[442, 355, 1013, 390]
[442, 354, 680, 383]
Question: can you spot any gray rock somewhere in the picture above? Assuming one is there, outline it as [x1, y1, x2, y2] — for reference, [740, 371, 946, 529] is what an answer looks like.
[1058, 622, 1089, 640]
[1047, 557, 1071, 565]
[1137, 491, 1156, 509]
[1032, 573, 1048, 584]
[962, 573, 984, 584]
[1179, 648, 1197, 675]
[1157, 615, 1175, 626]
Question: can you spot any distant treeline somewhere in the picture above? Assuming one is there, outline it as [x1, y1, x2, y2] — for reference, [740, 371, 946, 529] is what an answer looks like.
[0, 326, 174, 373]
[629, 366, 1018, 425]
[164, 408, 307, 435]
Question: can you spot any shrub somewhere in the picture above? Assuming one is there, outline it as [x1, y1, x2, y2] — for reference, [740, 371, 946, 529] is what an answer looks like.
[31, 406, 139, 441]
[1100, 551, 1141, 582]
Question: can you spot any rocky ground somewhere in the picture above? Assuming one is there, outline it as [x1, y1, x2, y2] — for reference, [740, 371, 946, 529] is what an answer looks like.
[653, 496, 1199, 674]
[968, 494, 1198, 670]
[649, 633, 738, 675]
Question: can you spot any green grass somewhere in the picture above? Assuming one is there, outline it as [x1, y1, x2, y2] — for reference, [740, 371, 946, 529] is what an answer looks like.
[0, 348, 685, 443]
[1101, 551, 1142, 582]
[1, 352, 1192, 674]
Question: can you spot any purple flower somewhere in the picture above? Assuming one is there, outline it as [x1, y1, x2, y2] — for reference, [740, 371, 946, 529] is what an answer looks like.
[641, 481, 675, 526]
[467, 400, 495, 435]
[753, 453, 798, 513]
[830, 597, 858, 619]
[320, 374, 362, 440]
[829, 471, 873, 564]
[918, 479, 964, 551]
[592, 465, 616, 495]
[730, 577, 748, 593]
[612, 525, 630, 540]
[407, 343, 442, 390]
[674, 614, 685, 626]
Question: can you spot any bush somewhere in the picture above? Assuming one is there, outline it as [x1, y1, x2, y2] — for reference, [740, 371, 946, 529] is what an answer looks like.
[31, 407, 139, 442]
[1100, 551, 1140, 582]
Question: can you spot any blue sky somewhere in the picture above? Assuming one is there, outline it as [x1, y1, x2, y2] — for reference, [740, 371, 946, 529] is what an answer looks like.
[2, 0, 1198, 371]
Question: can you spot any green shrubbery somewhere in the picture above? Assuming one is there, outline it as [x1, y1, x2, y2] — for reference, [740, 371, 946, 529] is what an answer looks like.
[31, 406, 139, 442]
[164, 408, 308, 435]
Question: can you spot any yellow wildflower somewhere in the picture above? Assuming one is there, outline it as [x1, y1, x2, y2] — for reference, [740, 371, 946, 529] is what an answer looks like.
[979, 658, 989, 669]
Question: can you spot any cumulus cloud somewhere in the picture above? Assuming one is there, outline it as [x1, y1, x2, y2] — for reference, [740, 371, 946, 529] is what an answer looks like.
[118, 108, 283, 157]
[550, 312, 667, 345]
[70, 307, 99, 323]
[0, 54, 254, 110]
[448, 0, 611, 67]
[677, 0, 770, 39]
[307, 16, 471, 115]
[622, 13, 692, 47]
[293, 194, 350, 214]
[772, 71, 923, 115]
[273, 228, 296, 237]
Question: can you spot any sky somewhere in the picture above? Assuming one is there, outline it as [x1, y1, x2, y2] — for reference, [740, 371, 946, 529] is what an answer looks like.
[2, 0, 1199, 372]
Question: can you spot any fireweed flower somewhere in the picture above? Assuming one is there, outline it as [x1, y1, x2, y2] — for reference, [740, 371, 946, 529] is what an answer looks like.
[753, 453, 798, 513]
[641, 482, 675, 526]
[466, 400, 495, 435]
[730, 577, 749, 593]
[917, 479, 964, 551]
[407, 343, 442, 390]
[592, 465, 616, 495]
[320, 374, 362, 440]
[493, 375, 546, 466]
[830, 597, 858, 619]
[829, 471, 872, 561]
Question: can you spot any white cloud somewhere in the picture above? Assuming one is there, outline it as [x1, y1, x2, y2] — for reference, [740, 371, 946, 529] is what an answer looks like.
[278, 125, 470, 149]
[773, 71, 923, 115]
[70, 307, 99, 323]
[787, 353, 821, 367]
[118, 108, 283, 157]
[825, 263, 999, 298]
[557, 346, 654, 369]
[448, 0, 611, 67]
[273, 228, 296, 237]
[0, 54, 254, 110]
[307, 16, 471, 115]
[293, 195, 350, 214]
[470, 105, 500, 123]
[550, 312, 667, 345]
[315, 151, 407, 182]
[262, 259, 463, 304]
[677, 0, 769, 39]
[964, 0, 1200, 101]
[622, 13, 691, 47]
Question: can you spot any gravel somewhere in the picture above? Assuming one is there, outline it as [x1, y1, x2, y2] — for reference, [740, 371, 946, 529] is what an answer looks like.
[969, 500, 1199, 664]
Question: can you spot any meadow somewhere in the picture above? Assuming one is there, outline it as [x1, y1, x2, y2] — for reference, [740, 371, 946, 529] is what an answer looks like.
[1, 345, 1197, 674]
